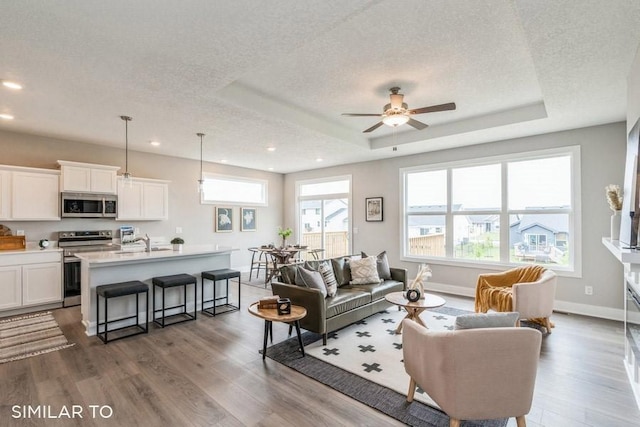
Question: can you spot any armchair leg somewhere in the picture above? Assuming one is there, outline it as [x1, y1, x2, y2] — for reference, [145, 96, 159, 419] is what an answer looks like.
[544, 317, 552, 334]
[407, 378, 416, 402]
[449, 419, 461, 427]
[516, 415, 527, 427]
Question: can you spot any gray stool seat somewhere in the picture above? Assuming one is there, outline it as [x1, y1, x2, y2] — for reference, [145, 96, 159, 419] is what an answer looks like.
[152, 274, 197, 327]
[201, 269, 240, 316]
[96, 280, 149, 344]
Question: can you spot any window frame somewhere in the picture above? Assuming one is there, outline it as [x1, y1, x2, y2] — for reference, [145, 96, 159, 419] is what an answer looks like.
[200, 172, 268, 206]
[400, 146, 582, 277]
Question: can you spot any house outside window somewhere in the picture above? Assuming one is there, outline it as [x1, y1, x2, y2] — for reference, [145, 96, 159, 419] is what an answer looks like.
[401, 146, 581, 275]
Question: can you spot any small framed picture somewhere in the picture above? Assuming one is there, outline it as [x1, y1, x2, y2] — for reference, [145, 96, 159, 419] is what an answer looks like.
[365, 197, 383, 222]
[241, 207, 257, 232]
[215, 207, 234, 232]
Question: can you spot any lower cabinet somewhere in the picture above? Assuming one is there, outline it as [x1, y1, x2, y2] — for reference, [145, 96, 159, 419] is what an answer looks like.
[0, 252, 62, 312]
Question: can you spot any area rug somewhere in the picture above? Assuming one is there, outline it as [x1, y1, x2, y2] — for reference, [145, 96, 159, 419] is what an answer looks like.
[266, 306, 507, 427]
[0, 311, 74, 364]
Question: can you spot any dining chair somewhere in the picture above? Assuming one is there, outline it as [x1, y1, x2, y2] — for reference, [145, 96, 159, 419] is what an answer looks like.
[248, 247, 268, 280]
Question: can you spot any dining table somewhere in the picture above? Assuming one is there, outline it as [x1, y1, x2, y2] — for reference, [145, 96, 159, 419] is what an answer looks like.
[260, 246, 307, 283]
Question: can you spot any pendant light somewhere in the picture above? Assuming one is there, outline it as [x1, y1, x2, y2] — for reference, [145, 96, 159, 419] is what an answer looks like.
[197, 132, 205, 193]
[120, 115, 133, 185]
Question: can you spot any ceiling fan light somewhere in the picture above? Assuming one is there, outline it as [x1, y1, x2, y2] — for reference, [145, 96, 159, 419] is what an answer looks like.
[390, 93, 404, 109]
[382, 112, 410, 127]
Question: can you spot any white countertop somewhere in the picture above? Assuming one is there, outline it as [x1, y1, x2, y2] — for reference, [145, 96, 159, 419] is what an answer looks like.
[0, 242, 62, 255]
[76, 244, 236, 264]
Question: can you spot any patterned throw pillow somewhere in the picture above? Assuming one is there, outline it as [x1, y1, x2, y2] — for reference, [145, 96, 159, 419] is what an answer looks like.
[349, 256, 381, 285]
[294, 267, 327, 298]
[361, 250, 391, 280]
[318, 261, 338, 297]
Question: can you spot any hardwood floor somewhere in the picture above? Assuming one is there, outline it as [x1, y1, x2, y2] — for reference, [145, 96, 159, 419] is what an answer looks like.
[1, 284, 639, 427]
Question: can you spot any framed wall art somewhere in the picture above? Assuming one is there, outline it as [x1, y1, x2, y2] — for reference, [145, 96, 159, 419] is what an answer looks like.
[366, 197, 383, 222]
[241, 207, 257, 231]
[215, 207, 234, 232]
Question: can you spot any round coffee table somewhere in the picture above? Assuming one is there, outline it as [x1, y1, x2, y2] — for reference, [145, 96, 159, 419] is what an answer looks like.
[248, 302, 307, 360]
[385, 291, 446, 334]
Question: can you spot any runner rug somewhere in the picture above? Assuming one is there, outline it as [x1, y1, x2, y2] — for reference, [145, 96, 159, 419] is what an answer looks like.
[266, 306, 507, 427]
[0, 311, 74, 364]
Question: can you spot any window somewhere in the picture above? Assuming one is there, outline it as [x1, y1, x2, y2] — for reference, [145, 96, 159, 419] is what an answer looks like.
[401, 147, 580, 274]
[201, 173, 268, 206]
[297, 176, 351, 258]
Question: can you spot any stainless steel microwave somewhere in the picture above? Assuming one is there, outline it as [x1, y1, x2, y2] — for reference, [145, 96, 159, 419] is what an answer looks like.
[61, 193, 117, 218]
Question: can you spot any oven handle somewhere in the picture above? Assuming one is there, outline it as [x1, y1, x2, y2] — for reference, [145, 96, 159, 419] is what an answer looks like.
[63, 257, 81, 264]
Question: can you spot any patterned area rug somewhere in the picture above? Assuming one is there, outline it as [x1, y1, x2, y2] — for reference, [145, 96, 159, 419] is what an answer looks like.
[0, 311, 74, 364]
[266, 306, 507, 427]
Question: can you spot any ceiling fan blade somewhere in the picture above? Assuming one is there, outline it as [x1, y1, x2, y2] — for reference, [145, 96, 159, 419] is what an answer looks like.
[407, 118, 429, 130]
[409, 102, 456, 115]
[363, 122, 384, 133]
[342, 113, 381, 117]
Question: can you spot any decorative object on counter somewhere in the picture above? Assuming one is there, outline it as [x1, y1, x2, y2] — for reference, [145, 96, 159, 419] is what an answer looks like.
[606, 184, 623, 240]
[215, 207, 233, 232]
[277, 297, 292, 315]
[278, 227, 293, 248]
[38, 239, 49, 249]
[120, 115, 133, 185]
[241, 207, 257, 231]
[407, 264, 432, 300]
[406, 288, 421, 302]
[0, 235, 26, 251]
[196, 132, 206, 193]
[170, 237, 184, 251]
[366, 197, 383, 222]
[0, 224, 11, 236]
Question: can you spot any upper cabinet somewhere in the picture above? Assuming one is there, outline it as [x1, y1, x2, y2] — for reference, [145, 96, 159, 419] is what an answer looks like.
[0, 166, 60, 221]
[117, 177, 169, 221]
[58, 160, 120, 194]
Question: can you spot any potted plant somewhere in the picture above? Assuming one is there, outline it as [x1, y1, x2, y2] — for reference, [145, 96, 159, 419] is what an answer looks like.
[277, 227, 293, 248]
[170, 237, 184, 251]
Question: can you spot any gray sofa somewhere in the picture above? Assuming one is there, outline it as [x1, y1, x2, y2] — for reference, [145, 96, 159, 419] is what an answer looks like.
[271, 256, 407, 345]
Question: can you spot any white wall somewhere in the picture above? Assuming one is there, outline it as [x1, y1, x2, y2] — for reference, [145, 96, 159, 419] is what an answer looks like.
[284, 122, 627, 317]
[0, 129, 284, 270]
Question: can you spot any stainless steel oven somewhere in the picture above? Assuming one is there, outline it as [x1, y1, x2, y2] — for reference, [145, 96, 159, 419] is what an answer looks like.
[61, 193, 117, 218]
[59, 230, 118, 307]
[625, 278, 640, 379]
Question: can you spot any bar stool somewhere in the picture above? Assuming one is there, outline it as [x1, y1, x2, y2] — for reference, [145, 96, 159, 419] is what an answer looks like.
[96, 280, 149, 344]
[152, 273, 197, 327]
[201, 268, 241, 316]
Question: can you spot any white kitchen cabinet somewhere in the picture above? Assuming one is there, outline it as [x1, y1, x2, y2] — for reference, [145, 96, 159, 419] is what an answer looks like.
[0, 251, 62, 313]
[11, 169, 60, 220]
[58, 160, 119, 194]
[0, 170, 10, 219]
[22, 262, 62, 306]
[117, 177, 169, 221]
[0, 266, 22, 310]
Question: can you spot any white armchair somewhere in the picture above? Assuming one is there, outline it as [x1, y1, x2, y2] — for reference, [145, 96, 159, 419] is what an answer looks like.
[402, 320, 542, 427]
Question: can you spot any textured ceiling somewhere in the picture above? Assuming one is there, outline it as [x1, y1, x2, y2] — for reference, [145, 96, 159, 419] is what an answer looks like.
[1, 0, 639, 173]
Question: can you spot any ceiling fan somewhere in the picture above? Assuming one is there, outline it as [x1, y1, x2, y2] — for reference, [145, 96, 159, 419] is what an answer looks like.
[342, 87, 456, 133]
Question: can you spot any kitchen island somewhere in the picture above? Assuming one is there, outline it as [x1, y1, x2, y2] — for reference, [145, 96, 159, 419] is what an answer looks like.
[77, 245, 237, 336]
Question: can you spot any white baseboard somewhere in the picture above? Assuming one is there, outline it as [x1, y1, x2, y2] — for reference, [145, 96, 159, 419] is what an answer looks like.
[427, 282, 625, 322]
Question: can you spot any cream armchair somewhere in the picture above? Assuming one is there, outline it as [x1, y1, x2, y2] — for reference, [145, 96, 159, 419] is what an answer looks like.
[475, 265, 557, 333]
[402, 320, 542, 427]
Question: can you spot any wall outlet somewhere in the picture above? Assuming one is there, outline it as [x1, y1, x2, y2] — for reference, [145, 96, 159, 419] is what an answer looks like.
[585, 286, 593, 296]
[176, 227, 183, 234]
[16, 230, 25, 236]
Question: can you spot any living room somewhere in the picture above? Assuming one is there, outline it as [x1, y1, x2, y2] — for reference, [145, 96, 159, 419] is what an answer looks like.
[2, 2, 640, 426]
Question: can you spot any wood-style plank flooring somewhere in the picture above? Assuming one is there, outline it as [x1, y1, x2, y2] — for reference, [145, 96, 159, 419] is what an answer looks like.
[1, 283, 639, 427]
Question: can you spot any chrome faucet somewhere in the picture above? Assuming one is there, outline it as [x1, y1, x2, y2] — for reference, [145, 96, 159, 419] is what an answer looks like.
[133, 234, 151, 252]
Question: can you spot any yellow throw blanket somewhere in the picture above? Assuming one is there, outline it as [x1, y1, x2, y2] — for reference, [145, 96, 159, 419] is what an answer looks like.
[474, 265, 551, 328]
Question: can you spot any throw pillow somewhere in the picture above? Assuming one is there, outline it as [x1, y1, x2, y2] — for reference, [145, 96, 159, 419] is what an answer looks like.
[303, 261, 338, 297]
[361, 250, 391, 280]
[294, 267, 327, 298]
[349, 256, 381, 285]
[278, 264, 298, 285]
[454, 312, 520, 330]
[331, 257, 352, 286]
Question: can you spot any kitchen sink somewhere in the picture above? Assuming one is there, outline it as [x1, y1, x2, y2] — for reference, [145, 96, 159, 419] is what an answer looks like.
[113, 247, 172, 254]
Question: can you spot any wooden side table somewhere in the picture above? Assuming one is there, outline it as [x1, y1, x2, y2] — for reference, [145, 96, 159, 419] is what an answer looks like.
[248, 302, 307, 360]
[384, 291, 446, 334]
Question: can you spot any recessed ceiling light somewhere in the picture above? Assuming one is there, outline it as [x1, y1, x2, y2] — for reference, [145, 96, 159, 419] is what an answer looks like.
[220, 159, 228, 163]
[149, 140, 160, 146]
[267, 147, 276, 152]
[316, 158, 323, 162]
[268, 167, 274, 171]
[2, 81, 22, 90]
[0, 113, 14, 120]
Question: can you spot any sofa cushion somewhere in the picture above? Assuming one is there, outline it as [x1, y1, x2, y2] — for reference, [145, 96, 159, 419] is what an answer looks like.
[303, 261, 338, 297]
[331, 257, 352, 286]
[342, 279, 404, 301]
[279, 264, 298, 285]
[349, 256, 381, 285]
[326, 289, 372, 318]
[454, 312, 520, 330]
[295, 267, 327, 298]
[361, 251, 392, 280]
